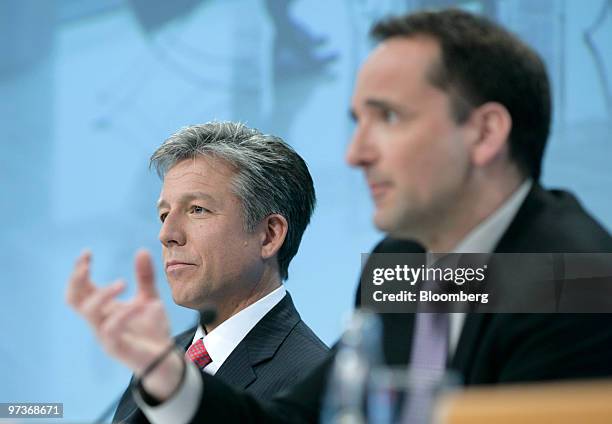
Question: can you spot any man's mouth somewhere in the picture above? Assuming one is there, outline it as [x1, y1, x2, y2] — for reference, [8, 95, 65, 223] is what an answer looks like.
[165, 261, 196, 272]
[368, 181, 392, 200]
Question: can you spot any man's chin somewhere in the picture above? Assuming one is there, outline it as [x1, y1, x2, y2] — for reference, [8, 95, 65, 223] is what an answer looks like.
[171, 290, 205, 310]
[373, 210, 400, 235]
[373, 210, 420, 241]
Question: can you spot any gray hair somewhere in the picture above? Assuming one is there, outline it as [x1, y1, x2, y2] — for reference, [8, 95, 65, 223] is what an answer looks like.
[150, 121, 316, 281]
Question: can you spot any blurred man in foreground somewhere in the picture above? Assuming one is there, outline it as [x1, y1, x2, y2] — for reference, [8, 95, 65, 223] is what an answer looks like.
[68, 9, 612, 423]
[67, 122, 327, 423]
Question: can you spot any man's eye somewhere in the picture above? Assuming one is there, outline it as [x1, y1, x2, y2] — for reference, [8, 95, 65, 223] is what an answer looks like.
[381, 109, 399, 124]
[159, 213, 168, 223]
[190, 205, 208, 215]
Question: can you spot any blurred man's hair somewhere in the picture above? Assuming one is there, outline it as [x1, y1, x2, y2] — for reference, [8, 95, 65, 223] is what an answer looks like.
[372, 9, 551, 181]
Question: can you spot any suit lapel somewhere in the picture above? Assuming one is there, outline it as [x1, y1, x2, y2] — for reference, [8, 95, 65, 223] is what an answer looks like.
[176, 325, 198, 351]
[213, 342, 257, 390]
[214, 293, 300, 390]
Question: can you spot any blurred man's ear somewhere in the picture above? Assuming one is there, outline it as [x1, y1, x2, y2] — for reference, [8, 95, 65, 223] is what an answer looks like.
[259, 214, 288, 260]
[467, 101, 512, 167]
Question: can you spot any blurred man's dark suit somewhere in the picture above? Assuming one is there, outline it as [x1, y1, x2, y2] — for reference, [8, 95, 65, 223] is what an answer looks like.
[190, 184, 612, 423]
[111, 293, 328, 423]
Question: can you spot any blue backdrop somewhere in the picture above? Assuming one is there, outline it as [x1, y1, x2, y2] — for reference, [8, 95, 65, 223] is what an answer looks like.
[1, 0, 611, 421]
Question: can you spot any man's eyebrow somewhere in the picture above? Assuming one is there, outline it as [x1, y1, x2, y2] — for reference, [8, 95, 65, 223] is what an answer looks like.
[156, 192, 216, 210]
[364, 98, 403, 112]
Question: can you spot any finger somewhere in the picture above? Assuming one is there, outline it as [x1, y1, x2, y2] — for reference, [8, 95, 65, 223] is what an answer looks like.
[99, 303, 148, 370]
[136, 300, 171, 336]
[101, 294, 123, 319]
[100, 302, 143, 346]
[103, 298, 151, 334]
[79, 280, 126, 329]
[134, 249, 158, 300]
[101, 303, 169, 373]
[66, 250, 96, 308]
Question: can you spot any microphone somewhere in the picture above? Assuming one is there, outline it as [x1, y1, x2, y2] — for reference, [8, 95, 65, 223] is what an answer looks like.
[94, 306, 218, 423]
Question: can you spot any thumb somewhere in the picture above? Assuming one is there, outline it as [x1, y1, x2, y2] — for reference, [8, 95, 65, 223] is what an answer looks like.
[135, 249, 158, 299]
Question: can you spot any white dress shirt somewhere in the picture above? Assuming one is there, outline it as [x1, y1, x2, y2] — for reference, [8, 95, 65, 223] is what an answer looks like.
[194, 285, 287, 375]
[139, 285, 286, 424]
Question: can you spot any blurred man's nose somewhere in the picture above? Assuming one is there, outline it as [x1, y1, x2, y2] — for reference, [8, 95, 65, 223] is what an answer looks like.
[346, 122, 377, 167]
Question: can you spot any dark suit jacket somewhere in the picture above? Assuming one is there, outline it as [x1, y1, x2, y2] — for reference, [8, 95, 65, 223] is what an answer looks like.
[112, 292, 328, 423]
[189, 184, 612, 423]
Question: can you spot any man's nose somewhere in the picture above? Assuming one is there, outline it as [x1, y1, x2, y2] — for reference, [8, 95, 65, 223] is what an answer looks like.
[346, 122, 377, 167]
[159, 212, 186, 247]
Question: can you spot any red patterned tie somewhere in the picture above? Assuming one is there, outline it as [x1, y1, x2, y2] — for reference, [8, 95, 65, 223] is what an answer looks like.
[185, 338, 212, 369]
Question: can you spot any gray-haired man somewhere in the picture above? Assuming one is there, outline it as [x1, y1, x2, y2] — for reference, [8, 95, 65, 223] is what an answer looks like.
[67, 122, 328, 424]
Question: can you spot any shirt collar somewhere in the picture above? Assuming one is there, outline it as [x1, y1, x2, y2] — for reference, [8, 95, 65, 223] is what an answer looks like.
[192, 285, 286, 368]
[453, 180, 532, 254]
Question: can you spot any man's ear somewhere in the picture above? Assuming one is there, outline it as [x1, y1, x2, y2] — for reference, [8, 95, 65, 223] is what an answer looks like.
[259, 214, 288, 259]
[467, 102, 512, 167]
